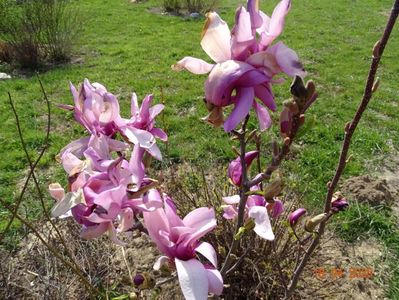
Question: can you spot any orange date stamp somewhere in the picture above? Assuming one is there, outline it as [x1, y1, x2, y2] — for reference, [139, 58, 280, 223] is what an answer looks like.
[312, 267, 374, 280]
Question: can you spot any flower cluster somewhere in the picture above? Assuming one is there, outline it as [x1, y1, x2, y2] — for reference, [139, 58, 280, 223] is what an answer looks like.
[50, 79, 222, 298]
[173, 0, 306, 132]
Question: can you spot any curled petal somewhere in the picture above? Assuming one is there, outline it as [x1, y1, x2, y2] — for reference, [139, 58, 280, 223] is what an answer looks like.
[49, 183, 65, 202]
[153, 256, 170, 271]
[205, 267, 224, 296]
[195, 242, 218, 268]
[173, 57, 214, 74]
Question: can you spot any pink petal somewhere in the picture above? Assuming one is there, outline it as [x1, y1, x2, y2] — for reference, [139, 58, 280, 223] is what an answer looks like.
[80, 222, 109, 240]
[195, 242, 218, 268]
[143, 208, 173, 257]
[117, 208, 134, 232]
[254, 84, 276, 111]
[151, 128, 168, 141]
[256, 11, 271, 35]
[205, 267, 224, 295]
[253, 101, 272, 131]
[247, 0, 263, 30]
[222, 205, 238, 219]
[222, 195, 240, 204]
[129, 144, 145, 191]
[49, 183, 65, 202]
[201, 12, 232, 63]
[269, 0, 291, 38]
[149, 104, 165, 120]
[175, 258, 208, 300]
[272, 42, 306, 77]
[130, 93, 139, 116]
[248, 206, 274, 241]
[122, 127, 155, 149]
[146, 143, 162, 161]
[223, 87, 254, 132]
[172, 57, 214, 74]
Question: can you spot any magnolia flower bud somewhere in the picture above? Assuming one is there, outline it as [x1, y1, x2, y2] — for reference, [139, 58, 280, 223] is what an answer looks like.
[133, 272, 155, 289]
[331, 197, 349, 212]
[288, 208, 307, 227]
[305, 213, 327, 232]
[228, 151, 259, 186]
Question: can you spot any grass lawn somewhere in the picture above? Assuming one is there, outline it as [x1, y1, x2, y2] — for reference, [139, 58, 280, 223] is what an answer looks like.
[1, 0, 398, 297]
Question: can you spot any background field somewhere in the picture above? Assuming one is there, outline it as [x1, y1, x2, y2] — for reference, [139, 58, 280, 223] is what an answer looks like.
[0, 0, 398, 297]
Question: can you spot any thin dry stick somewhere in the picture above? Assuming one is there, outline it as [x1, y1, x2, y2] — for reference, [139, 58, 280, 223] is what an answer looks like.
[0, 199, 102, 297]
[284, 2, 399, 298]
[220, 115, 250, 276]
[7, 81, 86, 274]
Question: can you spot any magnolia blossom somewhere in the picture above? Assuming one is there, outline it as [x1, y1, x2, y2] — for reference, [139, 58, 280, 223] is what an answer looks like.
[222, 187, 281, 241]
[116, 93, 168, 160]
[227, 150, 258, 186]
[62, 79, 166, 160]
[173, 0, 306, 132]
[143, 193, 223, 299]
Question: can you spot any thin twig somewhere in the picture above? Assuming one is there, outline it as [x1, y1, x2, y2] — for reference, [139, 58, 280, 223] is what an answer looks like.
[220, 115, 250, 276]
[0, 199, 102, 297]
[284, 2, 399, 298]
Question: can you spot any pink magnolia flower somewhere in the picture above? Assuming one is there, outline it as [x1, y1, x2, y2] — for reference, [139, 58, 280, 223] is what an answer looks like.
[143, 193, 223, 299]
[116, 93, 167, 160]
[227, 150, 259, 186]
[64, 79, 121, 136]
[288, 207, 307, 227]
[173, 0, 306, 132]
[222, 186, 277, 241]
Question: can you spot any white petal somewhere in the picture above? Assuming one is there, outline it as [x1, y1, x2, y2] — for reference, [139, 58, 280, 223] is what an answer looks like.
[248, 206, 275, 241]
[201, 12, 231, 63]
[153, 256, 170, 271]
[195, 242, 218, 268]
[175, 258, 208, 300]
[172, 57, 214, 74]
[51, 190, 83, 218]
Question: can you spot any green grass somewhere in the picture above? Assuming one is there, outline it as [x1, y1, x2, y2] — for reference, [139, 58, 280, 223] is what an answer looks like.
[0, 0, 398, 297]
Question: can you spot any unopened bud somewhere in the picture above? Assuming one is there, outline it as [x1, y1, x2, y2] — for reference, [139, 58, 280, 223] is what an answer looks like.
[331, 194, 349, 212]
[264, 179, 283, 200]
[284, 137, 290, 145]
[133, 272, 155, 289]
[372, 77, 380, 93]
[288, 208, 307, 227]
[305, 213, 327, 232]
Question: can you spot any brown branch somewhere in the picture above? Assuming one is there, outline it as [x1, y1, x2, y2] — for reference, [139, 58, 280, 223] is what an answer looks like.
[284, 1, 399, 298]
[220, 115, 250, 276]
